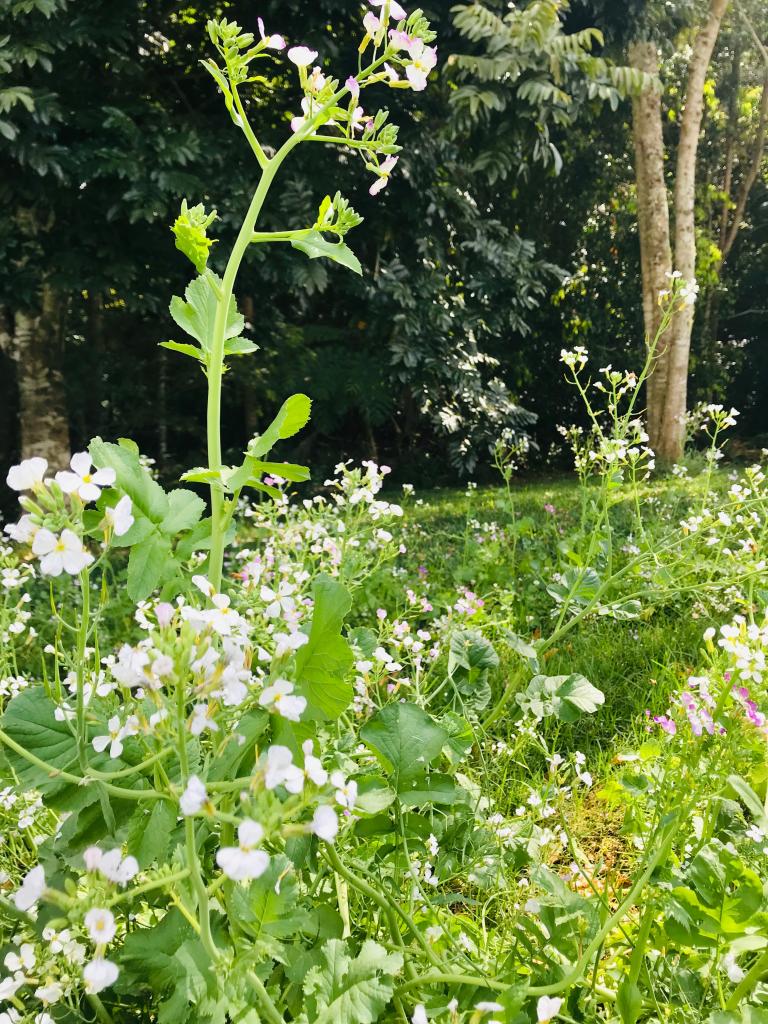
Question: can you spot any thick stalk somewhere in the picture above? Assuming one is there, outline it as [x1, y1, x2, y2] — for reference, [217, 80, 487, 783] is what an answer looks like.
[206, 160, 281, 591]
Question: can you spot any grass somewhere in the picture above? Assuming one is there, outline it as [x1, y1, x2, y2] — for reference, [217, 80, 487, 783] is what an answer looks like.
[382, 472, 729, 815]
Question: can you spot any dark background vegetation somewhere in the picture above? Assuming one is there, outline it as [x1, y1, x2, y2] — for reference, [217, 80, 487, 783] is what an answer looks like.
[2, 0, 767, 497]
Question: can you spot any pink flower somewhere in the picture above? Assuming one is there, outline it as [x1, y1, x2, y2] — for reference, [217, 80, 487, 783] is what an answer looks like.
[346, 76, 360, 100]
[389, 29, 412, 51]
[257, 17, 285, 50]
[369, 155, 399, 196]
[363, 12, 381, 36]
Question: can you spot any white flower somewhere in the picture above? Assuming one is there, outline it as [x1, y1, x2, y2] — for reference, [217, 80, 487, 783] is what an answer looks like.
[34, 981, 63, 1004]
[7, 457, 47, 491]
[274, 629, 309, 658]
[208, 593, 248, 637]
[405, 38, 437, 91]
[216, 819, 270, 882]
[302, 739, 328, 786]
[84, 907, 116, 945]
[4, 513, 37, 543]
[111, 643, 150, 688]
[369, 155, 399, 196]
[288, 45, 318, 67]
[364, 9, 384, 34]
[180, 775, 208, 815]
[412, 1005, 428, 1024]
[13, 865, 46, 910]
[55, 452, 115, 503]
[537, 996, 563, 1023]
[259, 678, 307, 721]
[310, 805, 339, 842]
[330, 770, 357, 810]
[32, 528, 93, 576]
[104, 495, 134, 537]
[476, 1003, 504, 1014]
[260, 581, 296, 619]
[192, 573, 215, 597]
[95, 848, 139, 886]
[92, 717, 124, 759]
[190, 703, 219, 736]
[83, 958, 119, 993]
[723, 953, 745, 983]
[264, 746, 304, 793]
[4, 943, 35, 972]
[370, 0, 407, 19]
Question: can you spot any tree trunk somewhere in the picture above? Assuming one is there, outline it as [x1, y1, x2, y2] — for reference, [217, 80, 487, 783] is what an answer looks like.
[8, 286, 71, 469]
[628, 40, 673, 447]
[656, 0, 731, 463]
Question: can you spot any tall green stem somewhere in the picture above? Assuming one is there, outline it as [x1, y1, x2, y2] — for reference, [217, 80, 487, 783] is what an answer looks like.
[76, 568, 90, 768]
[206, 160, 281, 591]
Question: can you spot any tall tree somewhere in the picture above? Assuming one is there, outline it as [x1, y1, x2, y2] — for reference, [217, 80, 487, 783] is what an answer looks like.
[628, 0, 731, 461]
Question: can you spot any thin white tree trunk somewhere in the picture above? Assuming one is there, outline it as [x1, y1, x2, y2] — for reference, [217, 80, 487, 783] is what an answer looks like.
[657, 0, 730, 462]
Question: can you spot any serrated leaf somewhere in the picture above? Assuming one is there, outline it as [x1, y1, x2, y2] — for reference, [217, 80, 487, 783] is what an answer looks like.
[248, 394, 312, 458]
[169, 272, 247, 360]
[516, 673, 604, 722]
[230, 854, 308, 943]
[292, 230, 362, 275]
[302, 939, 402, 1024]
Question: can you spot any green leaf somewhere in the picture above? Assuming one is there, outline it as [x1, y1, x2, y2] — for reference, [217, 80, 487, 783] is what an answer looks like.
[230, 854, 308, 946]
[120, 911, 212, 1024]
[447, 630, 499, 708]
[248, 394, 312, 458]
[292, 230, 362, 276]
[516, 673, 604, 722]
[295, 575, 354, 721]
[90, 437, 169, 524]
[247, 460, 311, 483]
[128, 532, 176, 601]
[302, 939, 403, 1024]
[353, 777, 397, 816]
[2, 686, 79, 798]
[223, 337, 258, 357]
[160, 489, 206, 536]
[207, 711, 268, 782]
[397, 772, 459, 807]
[169, 272, 248, 362]
[726, 775, 768, 829]
[360, 703, 447, 790]
[159, 341, 206, 363]
[126, 800, 178, 868]
[617, 980, 642, 1024]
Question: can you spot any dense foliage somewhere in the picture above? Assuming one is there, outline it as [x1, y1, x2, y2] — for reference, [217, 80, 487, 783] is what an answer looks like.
[2, 0, 767, 484]
[1, 7, 768, 1020]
